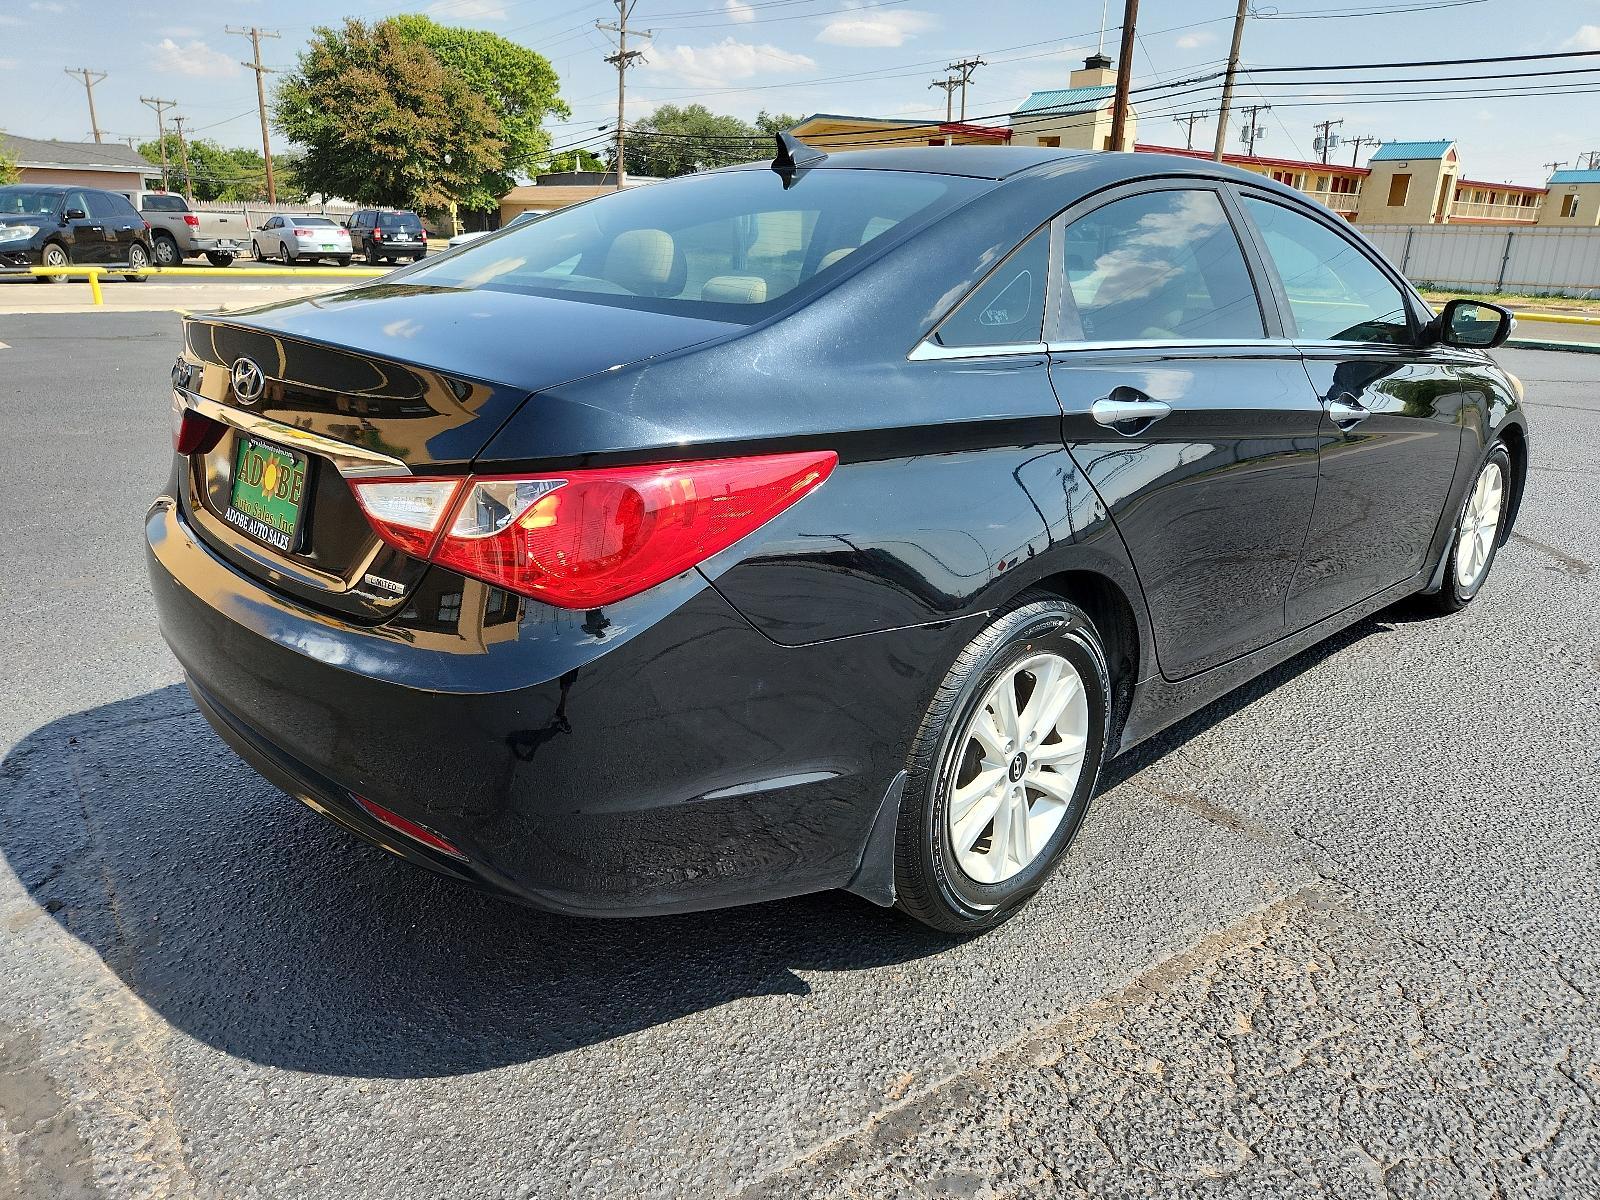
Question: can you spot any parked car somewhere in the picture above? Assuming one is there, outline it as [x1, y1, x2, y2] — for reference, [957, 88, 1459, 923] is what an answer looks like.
[137, 192, 246, 266]
[250, 215, 352, 266]
[345, 208, 428, 264]
[149, 144, 1528, 933]
[0, 184, 151, 281]
[445, 210, 543, 249]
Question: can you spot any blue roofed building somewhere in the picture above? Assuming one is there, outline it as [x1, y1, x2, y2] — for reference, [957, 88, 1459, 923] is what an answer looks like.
[1010, 55, 1135, 152]
[1543, 168, 1600, 226]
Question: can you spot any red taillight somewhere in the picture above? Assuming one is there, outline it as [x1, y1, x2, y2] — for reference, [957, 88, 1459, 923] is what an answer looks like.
[350, 452, 837, 608]
[354, 796, 467, 860]
[182, 214, 200, 227]
[294, 228, 315, 236]
[172, 407, 224, 455]
[370, 228, 384, 241]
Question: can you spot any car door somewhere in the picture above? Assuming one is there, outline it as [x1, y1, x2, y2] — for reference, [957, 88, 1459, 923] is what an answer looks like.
[95, 191, 144, 262]
[1234, 190, 1465, 627]
[62, 189, 109, 262]
[1045, 182, 1324, 680]
[349, 211, 369, 252]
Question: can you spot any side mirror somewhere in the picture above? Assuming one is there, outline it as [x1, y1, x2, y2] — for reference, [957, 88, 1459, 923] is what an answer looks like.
[1438, 298, 1514, 349]
[64, 207, 87, 221]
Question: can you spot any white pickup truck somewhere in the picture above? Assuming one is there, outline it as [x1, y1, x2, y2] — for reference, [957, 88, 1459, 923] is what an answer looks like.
[136, 193, 247, 266]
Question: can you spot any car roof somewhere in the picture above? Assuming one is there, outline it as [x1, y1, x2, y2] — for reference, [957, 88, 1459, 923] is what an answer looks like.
[716, 145, 1093, 180]
[0, 183, 72, 192]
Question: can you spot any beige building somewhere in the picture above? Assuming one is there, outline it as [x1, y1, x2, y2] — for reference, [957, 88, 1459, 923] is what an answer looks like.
[1538, 169, 1600, 227]
[1358, 140, 1460, 224]
[497, 170, 657, 226]
[1010, 54, 1135, 151]
[2, 134, 154, 194]
[782, 114, 1013, 154]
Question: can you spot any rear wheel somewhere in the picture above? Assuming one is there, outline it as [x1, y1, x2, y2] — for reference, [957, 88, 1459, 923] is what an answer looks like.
[205, 251, 235, 267]
[894, 594, 1109, 934]
[1421, 443, 1512, 613]
[335, 256, 352, 267]
[366, 244, 380, 266]
[122, 241, 149, 282]
[38, 242, 69, 283]
[250, 240, 264, 262]
[283, 243, 298, 265]
[152, 235, 181, 267]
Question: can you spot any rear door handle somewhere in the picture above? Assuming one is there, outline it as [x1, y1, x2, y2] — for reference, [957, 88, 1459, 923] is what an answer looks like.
[1326, 393, 1369, 429]
[1092, 396, 1172, 432]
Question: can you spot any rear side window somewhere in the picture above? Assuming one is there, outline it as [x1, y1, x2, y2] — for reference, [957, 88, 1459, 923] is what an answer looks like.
[1058, 189, 1264, 343]
[1242, 196, 1412, 344]
[142, 194, 187, 212]
[99, 192, 140, 219]
[934, 227, 1050, 347]
[405, 168, 980, 322]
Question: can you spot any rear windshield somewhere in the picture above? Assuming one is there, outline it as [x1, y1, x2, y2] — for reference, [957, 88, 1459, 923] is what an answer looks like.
[401, 168, 981, 322]
[378, 213, 422, 230]
[293, 217, 339, 227]
[141, 194, 188, 212]
[0, 188, 61, 216]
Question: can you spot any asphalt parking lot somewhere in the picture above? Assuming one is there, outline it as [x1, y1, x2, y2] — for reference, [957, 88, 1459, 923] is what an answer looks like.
[1, 312, 1596, 1199]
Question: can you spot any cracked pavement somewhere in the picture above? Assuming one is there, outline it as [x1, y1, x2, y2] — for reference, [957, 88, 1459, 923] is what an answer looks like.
[0, 315, 1597, 1198]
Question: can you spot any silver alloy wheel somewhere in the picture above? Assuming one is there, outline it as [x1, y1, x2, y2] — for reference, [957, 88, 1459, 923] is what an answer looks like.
[128, 242, 149, 270]
[1456, 460, 1504, 590]
[42, 243, 68, 282]
[946, 652, 1090, 885]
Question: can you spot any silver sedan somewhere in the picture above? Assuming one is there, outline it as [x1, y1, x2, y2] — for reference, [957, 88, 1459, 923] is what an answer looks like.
[251, 216, 353, 266]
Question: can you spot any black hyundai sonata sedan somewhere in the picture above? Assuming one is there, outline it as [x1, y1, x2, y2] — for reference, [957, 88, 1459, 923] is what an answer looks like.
[147, 140, 1528, 932]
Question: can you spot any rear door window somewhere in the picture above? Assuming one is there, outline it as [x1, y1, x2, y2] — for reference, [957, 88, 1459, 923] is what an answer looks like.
[1241, 195, 1413, 345]
[1057, 188, 1265, 343]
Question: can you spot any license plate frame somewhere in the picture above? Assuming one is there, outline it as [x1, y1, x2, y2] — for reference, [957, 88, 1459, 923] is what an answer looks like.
[224, 434, 310, 554]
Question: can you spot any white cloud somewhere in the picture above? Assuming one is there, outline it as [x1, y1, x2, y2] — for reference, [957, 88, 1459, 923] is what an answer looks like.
[724, 0, 755, 21]
[817, 9, 935, 48]
[29, 2, 69, 12]
[643, 38, 817, 88]
[1176, 30, 1216, 50]
[426, 0, 507, 18]
[1565, 24, 1600, 49]
[0, 57, 16, 69]
[148, 38, 240, 79]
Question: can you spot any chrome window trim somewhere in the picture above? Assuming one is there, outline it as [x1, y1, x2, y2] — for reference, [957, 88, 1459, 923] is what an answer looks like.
[1045, 337, 1300, 354]
[173, 386, 411, 478]
[908, 340, 1049, 362]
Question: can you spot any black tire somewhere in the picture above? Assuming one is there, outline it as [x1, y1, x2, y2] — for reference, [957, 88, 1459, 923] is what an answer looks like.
[250, 240, 263, 262]
[894, 593, 1110, 934]
[366, 244, 380, 266]
[1418, 442, 1513, 614]
[38, 242, 69, 283]
[335, 257, 352, 267]
[205, 252, 235, 267]
[283, 243, 298, 265]
[152, 234, 181, 267]
[122, 240, 150, 282]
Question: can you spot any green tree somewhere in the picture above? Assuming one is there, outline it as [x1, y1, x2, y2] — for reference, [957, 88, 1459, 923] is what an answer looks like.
[615, 104, 778, 178]
[274, 17, 504, 211]
[0, 138, 16, 186]
[547, 147, 607, 174]
[390, 14, 568, 209]
[138, 135, 282, 203]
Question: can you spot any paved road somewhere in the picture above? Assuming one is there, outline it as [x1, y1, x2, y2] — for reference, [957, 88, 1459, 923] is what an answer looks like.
[0, 314, 1596, 1199]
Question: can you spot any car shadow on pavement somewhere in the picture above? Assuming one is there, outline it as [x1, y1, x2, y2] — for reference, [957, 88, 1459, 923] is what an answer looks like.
[0, 610, 1410, 1080]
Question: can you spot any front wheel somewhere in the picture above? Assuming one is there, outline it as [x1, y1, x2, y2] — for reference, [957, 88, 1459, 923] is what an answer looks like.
[38, 242, 70, 283]
[1420, 443, 1512, 614]
[894, 594, 1110, 934]
[122, 241, 150, 282]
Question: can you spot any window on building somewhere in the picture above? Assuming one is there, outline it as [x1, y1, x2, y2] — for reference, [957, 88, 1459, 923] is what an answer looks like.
[1562, 194, 1580, 218]
[1057, 189, 1264, 343]
[1243, 196, 1411, 345]
[1038, 136, 1061, 148]
[1387, 173, 1411, 206]
[933, 226, 1050, 348]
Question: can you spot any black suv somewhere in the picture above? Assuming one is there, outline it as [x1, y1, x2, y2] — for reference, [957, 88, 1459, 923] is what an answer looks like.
[0, 184, 153, 281]
[345, 209, 428, 265]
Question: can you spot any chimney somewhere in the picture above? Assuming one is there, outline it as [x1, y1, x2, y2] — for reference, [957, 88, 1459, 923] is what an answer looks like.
[1070, 53, 1117, 89]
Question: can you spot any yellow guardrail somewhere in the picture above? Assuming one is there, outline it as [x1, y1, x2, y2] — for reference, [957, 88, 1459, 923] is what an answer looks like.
[1509, 310, 1600, 327]
[18, 263, 390, 305]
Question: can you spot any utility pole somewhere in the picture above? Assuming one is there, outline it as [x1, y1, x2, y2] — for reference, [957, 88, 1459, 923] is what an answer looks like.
[1313, 118, 1343, 164]
[1107, 0, 1137, 152]
[172, 115, 195, 203]
[140, 96, 177, 190]
[1347, 134, 1381, 166]
[1543, 160, 1568, 177]
[1239, 105, 1270, 157]
[64, 68, 108, 144]
[598, 1, 651, 187]
[1212, 0, 1247, 161]
[930, 77, 961, 123]
[945, 56, 986, 122]
[228, 26, 281, 203]
[1577, 150, 1600, 171]
[1172, 112, 1205, 151]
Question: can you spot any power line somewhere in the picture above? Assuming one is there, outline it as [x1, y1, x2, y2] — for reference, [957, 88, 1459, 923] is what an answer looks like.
[64, 68, 107, 145]
[228, 27, 282, 204]
[1253, 0, 1487, 18]
[597, 0, 651, 183]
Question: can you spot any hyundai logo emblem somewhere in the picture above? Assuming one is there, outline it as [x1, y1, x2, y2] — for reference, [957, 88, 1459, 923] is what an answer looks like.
[230, 357, 267, 406]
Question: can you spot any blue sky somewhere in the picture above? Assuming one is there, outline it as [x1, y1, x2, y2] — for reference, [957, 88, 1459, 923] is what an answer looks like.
[3, 0, 1599, 184]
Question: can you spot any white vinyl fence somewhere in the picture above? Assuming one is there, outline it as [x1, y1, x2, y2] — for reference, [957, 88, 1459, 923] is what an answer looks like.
[190, 199, 359, 224]
[1360, 223, 1600, 298]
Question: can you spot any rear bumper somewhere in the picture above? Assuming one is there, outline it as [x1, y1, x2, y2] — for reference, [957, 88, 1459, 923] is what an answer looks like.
[146, 492, 968, 916]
